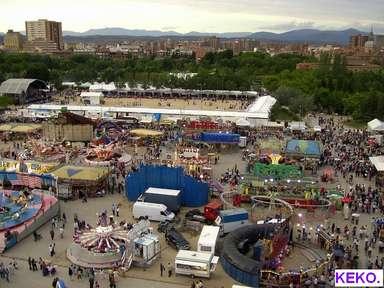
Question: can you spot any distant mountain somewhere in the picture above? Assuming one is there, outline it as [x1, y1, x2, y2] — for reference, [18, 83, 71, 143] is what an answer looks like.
[62, 28, 252, 38]
[0, 27, 364, 44]
[184, 31, 252, 38]
[249, 28, 365, 45]
[64, 27, 182, 37]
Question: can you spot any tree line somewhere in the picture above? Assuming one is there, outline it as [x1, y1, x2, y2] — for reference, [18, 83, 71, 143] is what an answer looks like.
[0, 51, 383, 120]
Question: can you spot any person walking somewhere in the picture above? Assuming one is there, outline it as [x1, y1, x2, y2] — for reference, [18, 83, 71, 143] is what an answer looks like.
[109, 272, 116, 288]
[89, 275, 95, 288]
[28, 257, 32, 270]
[167, 262, 172, 277]
[160, 263, 164, 277]
[59, 227, 64, 239]
[112, 203, 116, 216]
[116, 206, 120, 217]
[68, 265, 74, 281]
[50, 229, 55, 240]
[49, 243, 55, 257]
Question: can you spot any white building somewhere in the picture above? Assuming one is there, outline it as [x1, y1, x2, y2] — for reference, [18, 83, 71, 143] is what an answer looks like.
[80, 91, 104, 105]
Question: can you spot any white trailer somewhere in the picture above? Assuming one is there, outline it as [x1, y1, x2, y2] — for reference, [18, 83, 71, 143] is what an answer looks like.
[197, 225, 220, 254]
[238, 136, 247, 148]
[175, 250, 219, 278]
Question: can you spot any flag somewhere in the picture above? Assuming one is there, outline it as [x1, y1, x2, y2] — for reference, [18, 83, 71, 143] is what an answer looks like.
[10, 179, 23, 186]
[29, 175, 42, 189]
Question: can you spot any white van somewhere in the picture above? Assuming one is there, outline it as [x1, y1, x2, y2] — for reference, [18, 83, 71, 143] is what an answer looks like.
[175, 250, 219, 278]
[132, 202, 175, 222]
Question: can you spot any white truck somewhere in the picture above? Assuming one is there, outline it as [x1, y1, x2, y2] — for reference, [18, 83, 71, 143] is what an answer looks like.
[132, 202, 175, 222]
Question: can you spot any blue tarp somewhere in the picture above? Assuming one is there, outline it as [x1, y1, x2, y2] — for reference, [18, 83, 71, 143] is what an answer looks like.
[199, 132, 240, 144]
[125, 165, 208, 207]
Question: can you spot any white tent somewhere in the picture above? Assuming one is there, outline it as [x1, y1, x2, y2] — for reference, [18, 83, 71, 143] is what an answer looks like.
[369, 156, 384, 172]
[236, 118, 251, 127]
[368, 119, 384, 132]
[89, 82, 116, 92]
[289, 121, 306, 131]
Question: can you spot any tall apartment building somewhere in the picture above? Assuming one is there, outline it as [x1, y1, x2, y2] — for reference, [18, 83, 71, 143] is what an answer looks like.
[350, 34, 369, 49]
[24, 19, 63, 52]
[3, 30, 24, 50]
[374, 35, 384, 49]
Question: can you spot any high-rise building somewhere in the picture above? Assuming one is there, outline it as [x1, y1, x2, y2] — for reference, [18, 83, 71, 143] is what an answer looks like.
[350, 34, 369, 49]
[4, 30, 24, 50]
[25, 19, 63, 52]
[374, 35, 384, 49]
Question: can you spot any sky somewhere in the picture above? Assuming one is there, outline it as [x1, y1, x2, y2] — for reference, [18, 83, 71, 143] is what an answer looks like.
[1, 0, 383, 33]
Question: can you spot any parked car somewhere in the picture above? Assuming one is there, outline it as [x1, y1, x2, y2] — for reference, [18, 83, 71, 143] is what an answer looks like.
[158, 220, 173, 233]
[165, 228, 190, 250]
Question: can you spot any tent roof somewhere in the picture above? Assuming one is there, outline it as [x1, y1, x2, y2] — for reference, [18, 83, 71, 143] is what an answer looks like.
[0, 78, 47, 95]
[130, 129, 163, 137]
[89, 82, 116, 92]
[80, 92, 103, 97]
[0, 123, 42, 133]
[51, 165, 109, 181]
[246, 95, 277, 114]
[236, 118, 251, 127]
[368, 119, 384, 131]
[369, 156, 384, 172]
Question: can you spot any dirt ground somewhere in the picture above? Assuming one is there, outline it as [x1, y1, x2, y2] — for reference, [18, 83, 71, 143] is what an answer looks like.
[53, 94, 248, 111]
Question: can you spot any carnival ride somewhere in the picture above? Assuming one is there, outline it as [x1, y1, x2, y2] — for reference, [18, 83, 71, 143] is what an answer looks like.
[219, 191, 331, 287]
[84, 142, 132, 166]
[0, 190, 42, 230]
[67, 218, 157, 269]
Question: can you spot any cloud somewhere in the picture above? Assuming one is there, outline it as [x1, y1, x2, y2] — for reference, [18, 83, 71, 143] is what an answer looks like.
[1, 0, 384, 33]
[161, 26, 178, 31]
[259, 21, 316, 32]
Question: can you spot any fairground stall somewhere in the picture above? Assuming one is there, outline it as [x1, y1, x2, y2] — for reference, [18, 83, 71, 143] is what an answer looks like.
[369, 156, 384, 188]
[51, 165, 110, 199]
[0, 123, 42, 143]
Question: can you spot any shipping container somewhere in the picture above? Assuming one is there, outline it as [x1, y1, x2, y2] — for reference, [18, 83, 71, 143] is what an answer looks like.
[216, 209, 250, 234]
[142, 187, 181, 212]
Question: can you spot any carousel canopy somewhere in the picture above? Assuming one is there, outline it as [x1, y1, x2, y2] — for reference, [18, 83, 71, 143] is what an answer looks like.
[130, 129, 163, 137]
[51, 165, 109, 181]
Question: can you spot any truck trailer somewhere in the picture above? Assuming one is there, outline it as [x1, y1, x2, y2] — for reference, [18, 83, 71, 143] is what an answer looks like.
[141, 187, 181, 213]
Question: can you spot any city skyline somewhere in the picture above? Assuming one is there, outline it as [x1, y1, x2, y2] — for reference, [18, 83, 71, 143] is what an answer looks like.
[1, 0, 383, 34]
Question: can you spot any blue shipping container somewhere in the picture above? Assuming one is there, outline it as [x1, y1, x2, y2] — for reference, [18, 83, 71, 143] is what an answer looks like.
[220, 209, 249, 222]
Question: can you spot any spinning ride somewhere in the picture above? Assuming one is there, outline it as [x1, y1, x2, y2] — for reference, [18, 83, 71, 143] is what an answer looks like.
[0, 190, 42, 231]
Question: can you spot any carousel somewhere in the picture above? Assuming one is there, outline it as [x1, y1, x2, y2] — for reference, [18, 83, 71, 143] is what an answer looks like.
[172, 145, 213, 180]
[0, 190, 43, 230]
[67, 212, 132, 269]
[84, 142, 132, 167]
